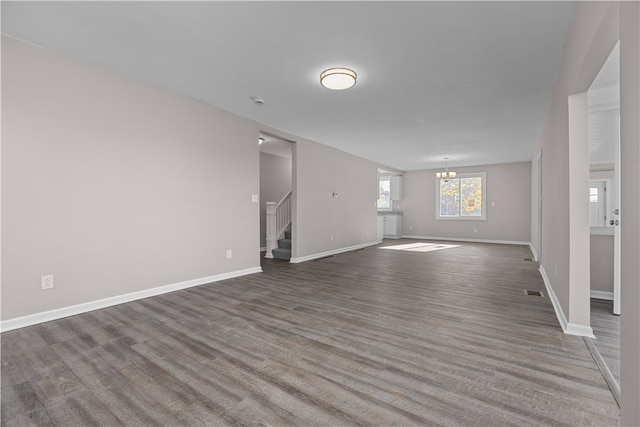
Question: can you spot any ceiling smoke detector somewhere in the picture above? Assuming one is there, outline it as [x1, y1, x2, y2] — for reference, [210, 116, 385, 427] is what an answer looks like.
[250, 96, 264, 105]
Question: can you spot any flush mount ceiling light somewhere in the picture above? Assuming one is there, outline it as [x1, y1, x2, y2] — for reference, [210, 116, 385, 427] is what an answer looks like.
[320, 67, 357, 90]
[436, 157, 457, 182]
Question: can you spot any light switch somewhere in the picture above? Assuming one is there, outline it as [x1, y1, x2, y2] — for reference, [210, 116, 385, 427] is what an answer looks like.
[491, 201, 496, 207]
[251, 194, 259, 203]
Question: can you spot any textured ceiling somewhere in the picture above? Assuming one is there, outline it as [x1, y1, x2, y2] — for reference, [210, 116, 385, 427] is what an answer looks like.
[1, 1, 576, 171]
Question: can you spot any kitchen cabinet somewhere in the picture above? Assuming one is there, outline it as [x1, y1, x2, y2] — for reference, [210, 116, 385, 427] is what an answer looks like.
[380, 212, 403, 239]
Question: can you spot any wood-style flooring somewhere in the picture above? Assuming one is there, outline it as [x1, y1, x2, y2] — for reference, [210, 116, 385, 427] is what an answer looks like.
[590, 298, 621, 386]
[1, 239, 620, 426]
[583, 299, 620, 406]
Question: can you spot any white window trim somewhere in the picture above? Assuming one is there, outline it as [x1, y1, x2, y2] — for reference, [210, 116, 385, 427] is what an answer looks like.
[435, 172, 487, 221]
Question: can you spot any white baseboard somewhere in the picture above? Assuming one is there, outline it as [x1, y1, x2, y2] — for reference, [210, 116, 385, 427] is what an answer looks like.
[565, 322, 596, 337]
[529, 244, 539, 262]
[0, 266, 263, 333]
[401, 235, 530, 246]
[290, 241, 379, 264]
[591, 290, 614, 300]
[539, 266, 595, 338]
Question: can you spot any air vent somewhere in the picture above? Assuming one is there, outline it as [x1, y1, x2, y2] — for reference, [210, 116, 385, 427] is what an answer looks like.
[525, 290, 544, 297]
[523, 258, 534, 261]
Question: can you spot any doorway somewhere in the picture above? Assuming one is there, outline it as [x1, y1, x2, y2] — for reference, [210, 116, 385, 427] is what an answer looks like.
[536, 150, 543, 263]
[259, 133, 294, 259]
[588, 42, 620, 313]
[587, 41, 621, 401]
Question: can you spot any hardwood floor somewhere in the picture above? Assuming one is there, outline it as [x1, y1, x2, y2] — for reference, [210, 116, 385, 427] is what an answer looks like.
[588, 298, 621, 404]
[590, 299, 620, 383]
[1, 239, 620, 426]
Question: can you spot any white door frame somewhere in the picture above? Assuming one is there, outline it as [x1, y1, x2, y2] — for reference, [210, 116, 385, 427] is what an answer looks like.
[537, 150, 543, 263]
[613, 114, 621, 314]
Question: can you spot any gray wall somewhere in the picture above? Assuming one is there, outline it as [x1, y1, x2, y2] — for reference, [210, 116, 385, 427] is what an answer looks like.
[590, 235, 614, 294]
[259, 152, 292, 247]
[531, 2, 616, 326]
[1, 35, 380, 322]
[291, 136, 379, 259]
[530, 2, 640, 423]
[2, 36, 262, 320]
[531, 2, 631, 325]
[400, 162, 531, 243]
[619, 2, 640, 422]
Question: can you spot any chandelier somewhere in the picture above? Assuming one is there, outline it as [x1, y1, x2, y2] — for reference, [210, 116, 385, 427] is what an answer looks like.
[436, 157, 457, 182]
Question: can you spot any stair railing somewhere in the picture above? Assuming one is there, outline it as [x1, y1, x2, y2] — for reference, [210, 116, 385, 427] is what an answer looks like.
[265, 191, 292, 258]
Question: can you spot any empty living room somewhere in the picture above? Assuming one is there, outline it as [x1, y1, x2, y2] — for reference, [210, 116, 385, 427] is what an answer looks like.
[2, 1, 639, 425]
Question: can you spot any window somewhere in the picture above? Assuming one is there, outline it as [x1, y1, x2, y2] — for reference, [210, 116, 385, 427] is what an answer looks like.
[377, 175, 392, 210]
[589, 179, 609, 228]
[436, 172, 486, 220]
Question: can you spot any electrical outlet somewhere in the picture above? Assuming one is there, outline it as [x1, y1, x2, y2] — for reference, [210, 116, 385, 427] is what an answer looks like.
[409, 225, 413, 230]
[226, 250, 233, 259]
[41, 275, 54, 290]
[330, 235, 334, 242]
[473, 228, 478, 233]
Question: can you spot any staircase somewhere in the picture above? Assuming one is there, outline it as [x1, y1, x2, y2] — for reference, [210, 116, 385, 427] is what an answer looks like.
[272, 230, 292, 260]
[265, 191, 292, 260]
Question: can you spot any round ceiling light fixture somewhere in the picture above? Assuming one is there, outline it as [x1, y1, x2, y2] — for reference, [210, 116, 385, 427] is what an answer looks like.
[320, 67, 357, 90]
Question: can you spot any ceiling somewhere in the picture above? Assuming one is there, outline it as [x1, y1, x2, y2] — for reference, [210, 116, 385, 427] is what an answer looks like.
[1, 1, 576, 171]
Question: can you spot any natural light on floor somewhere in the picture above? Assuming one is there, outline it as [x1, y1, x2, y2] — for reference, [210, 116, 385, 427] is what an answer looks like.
[380, 242, 460, 253]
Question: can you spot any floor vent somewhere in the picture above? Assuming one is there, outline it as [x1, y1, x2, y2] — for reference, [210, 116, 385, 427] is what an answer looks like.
[525, 290, 544, 297]
[523, 258, 534, 261]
